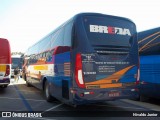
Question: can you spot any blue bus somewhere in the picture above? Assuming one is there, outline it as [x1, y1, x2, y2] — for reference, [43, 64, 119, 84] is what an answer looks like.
[138, 27, 160, 101]
[24, 13, 139, 105]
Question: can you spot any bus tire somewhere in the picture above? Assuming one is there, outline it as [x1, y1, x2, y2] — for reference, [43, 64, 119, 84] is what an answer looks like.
[4, 85, 8, 88]
[26, 79, 31, 87]
[72, 104, 77, 108]
[44, 82, 53, 102]
[1, 85, 8, 88]
[24, 74, 27, 81]
[140, 95, 149, 102]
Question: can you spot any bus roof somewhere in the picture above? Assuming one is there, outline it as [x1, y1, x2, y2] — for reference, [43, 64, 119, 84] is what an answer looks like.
[25, 12, 136, 55]
[0, 38, 9, 42]
[74, 12, 135, 24]
[138, 27, 160, 41]
[138, 27, 160, 55]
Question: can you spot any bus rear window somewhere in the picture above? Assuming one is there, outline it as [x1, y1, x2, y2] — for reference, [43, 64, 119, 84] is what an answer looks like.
[12, 58, 23, 69]
[83, 16, 135, 47]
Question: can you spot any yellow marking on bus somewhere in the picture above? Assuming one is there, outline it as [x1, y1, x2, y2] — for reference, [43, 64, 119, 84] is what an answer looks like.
[34, 65, 48, 70]
[0, 65, 6, 72]
[86, 83, 122, 89]
[85, 65, 134, 85]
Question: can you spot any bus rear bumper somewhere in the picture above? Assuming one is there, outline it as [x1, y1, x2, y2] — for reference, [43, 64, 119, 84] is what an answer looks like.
[0, 78, 10, 86]
[71, 87, 139, 105]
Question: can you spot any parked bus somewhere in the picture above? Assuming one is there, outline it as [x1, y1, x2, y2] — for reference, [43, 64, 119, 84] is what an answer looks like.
[11, 55, 23, 77]
[0, 38, 11, 88]
[24, 13, 139, 105]
[138, 27, 160, 100]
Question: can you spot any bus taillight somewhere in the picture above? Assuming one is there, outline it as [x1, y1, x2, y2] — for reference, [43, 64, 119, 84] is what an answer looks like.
[136, 57, 140, 85]
[75, 53, 85, 88]
[5, 65, 10, 77]
[136, 69, 140, 85]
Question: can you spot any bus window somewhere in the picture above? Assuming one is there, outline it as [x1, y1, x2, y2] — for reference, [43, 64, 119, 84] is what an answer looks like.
[64, 22, 73, 46]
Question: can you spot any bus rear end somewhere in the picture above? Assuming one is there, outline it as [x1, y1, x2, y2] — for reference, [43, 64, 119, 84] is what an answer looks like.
[71, 13, 139, 105]
[0, 38, 11, 88]
[11, 56, 23, 77]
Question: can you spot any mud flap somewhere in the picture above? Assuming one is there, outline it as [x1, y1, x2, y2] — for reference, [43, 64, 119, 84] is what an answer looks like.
[62, 80, 69, 99]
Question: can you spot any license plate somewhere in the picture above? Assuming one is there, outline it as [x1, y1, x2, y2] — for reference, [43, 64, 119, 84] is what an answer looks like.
[108, 91, 120, 97]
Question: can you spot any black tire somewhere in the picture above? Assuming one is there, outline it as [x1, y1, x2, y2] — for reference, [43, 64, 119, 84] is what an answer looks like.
[44, 82, 53, 102]
[4, 85, 8, 88]
[140, 95, 149, 102]
[26, 78, 31, 87]
[24, 74, 27, 81]
[1, 85, 8, 88]
[130, 95, 140, 101]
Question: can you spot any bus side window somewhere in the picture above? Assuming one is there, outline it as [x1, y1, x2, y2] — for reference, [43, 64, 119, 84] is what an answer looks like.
[33, 55, 37, 63]
[42, 52, 45, 58]
[40, 52, 45, 61]
[29, 56, 32, 64]
[51, 49, 54, 55]
[35, 55, 38, 63]
[64, 22, 72, 47]
[28, 58, 30, 65]
[31, 55, 34, 64]
[37, 54, 40, 61]
[46, 50, 53, 62]
[40, 53, 43, 58]
[51, 28, 64, 49]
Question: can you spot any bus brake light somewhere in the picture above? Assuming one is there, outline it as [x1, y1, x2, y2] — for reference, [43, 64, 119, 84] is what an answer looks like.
[136, 57, 140, 84]
[75, 53, 85, 88]
[4, 65, 10, 77]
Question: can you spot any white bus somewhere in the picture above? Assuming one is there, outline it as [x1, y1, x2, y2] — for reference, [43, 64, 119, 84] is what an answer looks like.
[11, 55, 23, 77]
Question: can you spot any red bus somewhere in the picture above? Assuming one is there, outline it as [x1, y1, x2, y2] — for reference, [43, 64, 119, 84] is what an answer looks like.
[0, 38, 11, 88]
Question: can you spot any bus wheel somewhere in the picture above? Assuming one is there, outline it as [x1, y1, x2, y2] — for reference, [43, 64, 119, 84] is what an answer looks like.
[24, 74, 27, 81]
[2, 85, 8, 88]
[4, 85, 8, 88]
[26, 79, 31, 87]
[140, 95, 149, 102]
[45, 82, 53, 102]
[72, 104, 77, 108]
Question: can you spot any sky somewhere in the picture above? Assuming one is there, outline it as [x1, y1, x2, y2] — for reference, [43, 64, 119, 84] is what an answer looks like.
[0, 0, 159, 52]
